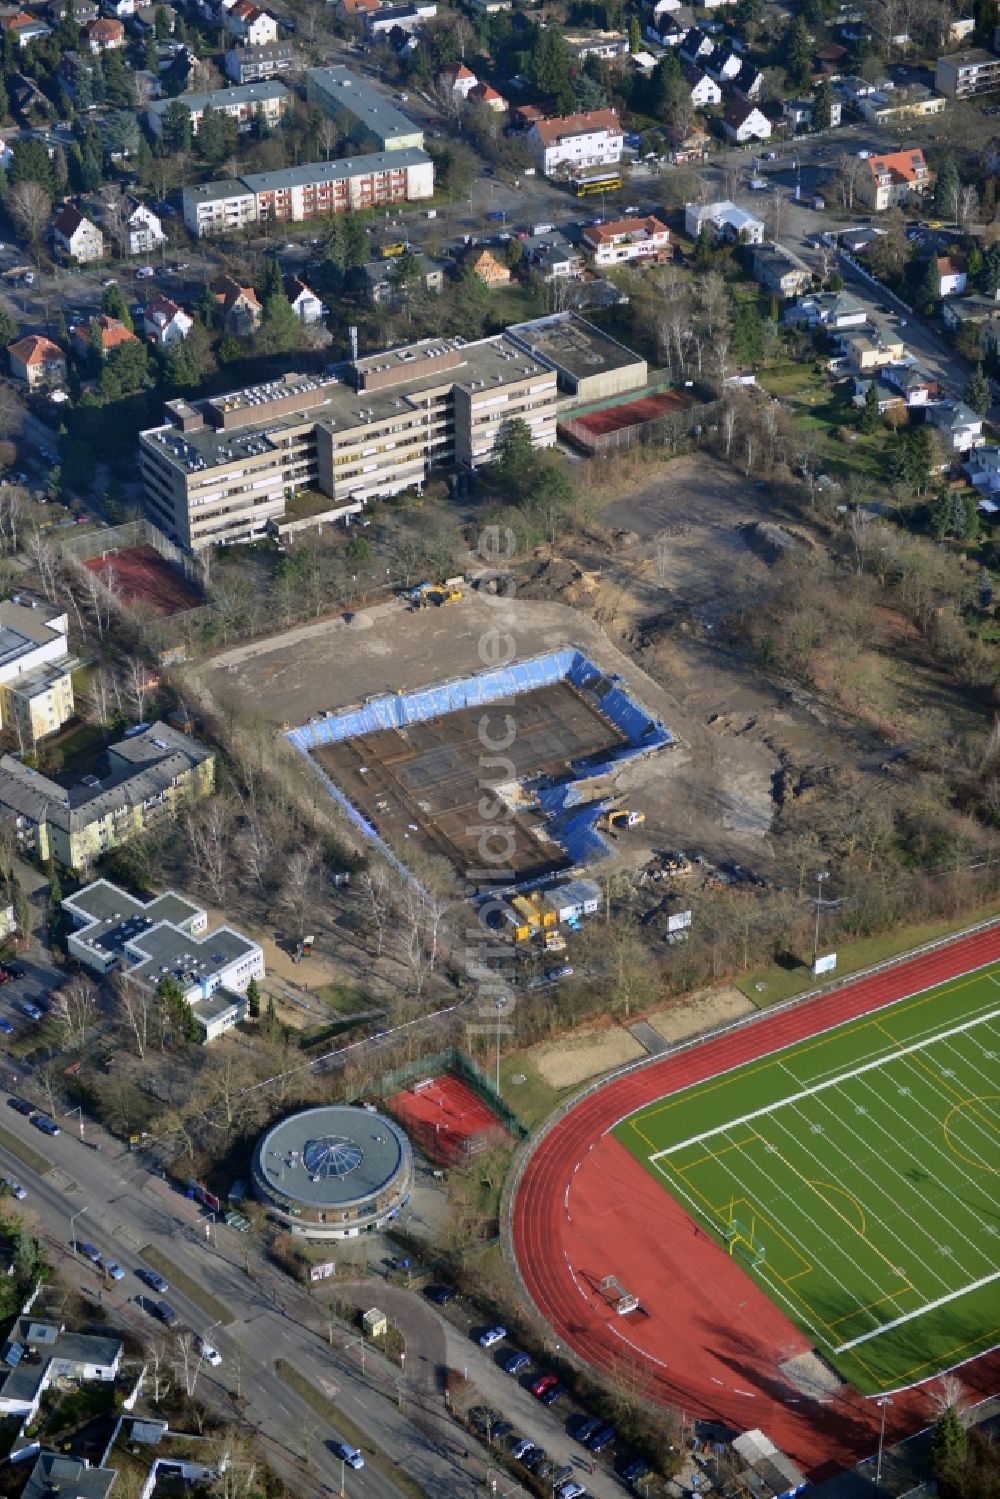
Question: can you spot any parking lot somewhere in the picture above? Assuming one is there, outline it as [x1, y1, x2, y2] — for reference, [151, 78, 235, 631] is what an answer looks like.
[417, 1282, 659, 1497]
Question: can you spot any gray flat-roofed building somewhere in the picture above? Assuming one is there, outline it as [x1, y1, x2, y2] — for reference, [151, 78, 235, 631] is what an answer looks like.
[508, 311, 647, 402]
[252, 1104, 413, 1238]
[62, 876, 263, 1042]
[306, 65, 424, 151]
[23, 1455, 116, 1499]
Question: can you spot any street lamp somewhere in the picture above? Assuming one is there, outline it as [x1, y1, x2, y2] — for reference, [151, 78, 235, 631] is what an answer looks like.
[69, 1205, 88, 1255]
[874, 1395, 893, 1498]
[495, 996, 504, 1095]
[338, 1455, 345, 1498]
[812, 871, 830, 968]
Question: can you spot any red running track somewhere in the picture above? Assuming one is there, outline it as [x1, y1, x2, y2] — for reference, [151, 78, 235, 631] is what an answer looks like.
[512, 927, 1000, 1479]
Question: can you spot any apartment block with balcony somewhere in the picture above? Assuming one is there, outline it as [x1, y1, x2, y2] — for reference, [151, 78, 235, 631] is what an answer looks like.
[139, 337, 559, 551]
[147, 79, 289, 136]
[0, 721, 215, 868]
[182, 149, 433, 237]
[0, 598, 76, 746]
[935, 48, 1000, 97]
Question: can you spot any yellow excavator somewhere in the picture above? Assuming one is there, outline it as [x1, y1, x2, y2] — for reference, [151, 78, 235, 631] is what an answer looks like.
[601, 808, 646, 832]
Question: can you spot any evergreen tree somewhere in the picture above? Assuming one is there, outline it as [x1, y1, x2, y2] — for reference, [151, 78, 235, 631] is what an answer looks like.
[87, 317, 105, 366]
[9, 137, 54, 194]
[735, 0, 763, 39]
[694, 225, 712, 267]
[980, 239, 1000, 294]
[858, 380, 880, 434]
[929, 1406, 966, 1479]
[933, 157, 960, 221]
[102, 284, 132, 330]
[0, 302, 17, 348]
[255, 254, 283, 305]
[628, 15, 641, 51]
[154, 2, 170, 37]
[812, 78, 832, 130]
[783, 15, 812, 91]
[102, 51, 135, 109]
[917, 254, 940, 312]
[144, 35, 158, 72]
[245, 977, 260, 1019]
[0, 77, 9, 124]
[891, 425, 933, 492]
[159, 98, 191, 153]
[965, 361, 991, 415]
[491, 416, 538, 499]
[527, 26, 571, 100]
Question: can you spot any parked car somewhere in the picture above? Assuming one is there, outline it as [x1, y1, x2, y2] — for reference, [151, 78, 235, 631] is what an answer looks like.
[3, 965, 24, 980]
[31, 1115, 59, 1135]
[2, 1179, 25, 1200]
[197, 1338, 222, 1366]
[0, 1018, 14, 1035]
[510, 1439, 535, 1462]
[138, 1269, 168, 1294]
[105, 1261, 125, 1281]
[78, 1242, 102, 1263]
[588, 1423, 617, 1453]
[540, 1383, 566, 1406]
[558, 1484, 586, 1499]
[573, 1416, 603, 1443]
[7, 1097, 32, 1115]
[478, 1326, 506, 1348]
[621, 1457, 652, 1482]
[530, 1372, 558, 1397]
[502, 1350, 530, 1375]
[21, 1002, 42, 1020]
[152, 1299, 179, 1328]
[469, 1407, 500, 1433]
[424, 1284, 455, 1305]
[135, 265, 155, 279]
[330, 1441, 363, 1470]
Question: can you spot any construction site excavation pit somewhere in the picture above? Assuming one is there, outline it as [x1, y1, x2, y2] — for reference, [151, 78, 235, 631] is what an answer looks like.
[287, 649, 672, 892]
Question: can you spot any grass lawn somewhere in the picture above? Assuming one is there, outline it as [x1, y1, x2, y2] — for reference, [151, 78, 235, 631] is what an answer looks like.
[500, 1054, 564, 1129]
[615, 966, 1000, 1393]
[0, 1123, 54, 1177]
[735, 900, 1000, 1007]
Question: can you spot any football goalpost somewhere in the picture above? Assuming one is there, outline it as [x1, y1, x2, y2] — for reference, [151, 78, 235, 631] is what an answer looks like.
[722, 1206, 766, 1269]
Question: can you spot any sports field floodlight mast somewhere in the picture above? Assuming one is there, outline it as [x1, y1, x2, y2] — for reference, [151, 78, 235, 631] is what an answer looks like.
[875, 1395, 893, 1497]
[813, 871, 830, 966]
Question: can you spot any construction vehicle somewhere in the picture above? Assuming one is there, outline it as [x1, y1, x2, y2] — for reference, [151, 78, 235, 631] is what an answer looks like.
[602, 809, 646, 831]
[543, 929, 567, 953]
[409, 582, 463, 607]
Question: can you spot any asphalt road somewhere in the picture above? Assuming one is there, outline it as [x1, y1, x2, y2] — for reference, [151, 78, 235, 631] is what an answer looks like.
[0, 1101, 541, 1499]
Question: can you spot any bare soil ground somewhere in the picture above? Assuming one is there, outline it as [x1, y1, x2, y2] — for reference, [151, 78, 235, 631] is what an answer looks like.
[645, 984, 755, 1042]
[194, 550, 777, 873]
[532, 1025, 646, 1089]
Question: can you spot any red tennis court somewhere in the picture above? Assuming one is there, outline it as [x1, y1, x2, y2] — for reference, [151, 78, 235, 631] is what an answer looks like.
[573, 387, 697, 438]
[386, 1075, 510, 1164]
[82, 544, 202, 616]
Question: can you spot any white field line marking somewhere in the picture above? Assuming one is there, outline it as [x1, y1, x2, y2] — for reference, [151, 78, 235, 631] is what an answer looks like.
[835, 1270, 1000, 1352]
[651, 1006, 1000, 1161]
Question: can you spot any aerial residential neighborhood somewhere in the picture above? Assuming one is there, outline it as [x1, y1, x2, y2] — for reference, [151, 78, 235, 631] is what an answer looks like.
[0, 0, 994, 1494]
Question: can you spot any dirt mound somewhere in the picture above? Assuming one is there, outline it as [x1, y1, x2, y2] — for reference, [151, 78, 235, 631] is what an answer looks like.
[514, 555, 599, 604]
[742, 521, 812, 565]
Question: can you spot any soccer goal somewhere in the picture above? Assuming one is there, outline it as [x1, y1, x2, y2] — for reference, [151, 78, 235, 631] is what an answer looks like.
[599, 1275, 641, 1316]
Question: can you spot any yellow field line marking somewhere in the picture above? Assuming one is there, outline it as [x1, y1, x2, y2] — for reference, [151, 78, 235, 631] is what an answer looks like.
[627, 968, 1000, 1134]
[829, 1289, 916, 1330]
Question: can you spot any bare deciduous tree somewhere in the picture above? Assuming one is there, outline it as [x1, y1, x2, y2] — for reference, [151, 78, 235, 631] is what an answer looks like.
[114, 973, 154, 1059]
[51, 975, 98, 1051]
[279, 841, 322, 940]
[184, 799, 233, 907]
[8, 181, 51, 262]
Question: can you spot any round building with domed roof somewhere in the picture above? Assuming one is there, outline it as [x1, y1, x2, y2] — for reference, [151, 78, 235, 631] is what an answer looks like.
[251, 1105, 412, 1239]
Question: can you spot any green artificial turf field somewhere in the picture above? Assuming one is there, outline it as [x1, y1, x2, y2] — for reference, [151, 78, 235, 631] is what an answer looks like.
[614, 968, 1000, 1394]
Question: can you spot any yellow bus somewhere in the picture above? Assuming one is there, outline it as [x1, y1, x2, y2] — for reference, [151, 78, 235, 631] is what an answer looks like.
[378, 241, 407, 259]
[576, 175, 622, 197]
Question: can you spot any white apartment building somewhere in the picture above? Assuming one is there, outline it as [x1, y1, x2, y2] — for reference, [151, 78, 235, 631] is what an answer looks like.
[182, 148, 433, 236]
[0, 598, 75, 746]
[581, 215, 670, 267]
[63, 878, 263, 1041]
[528, 108, 623, 176]
[139, 336, 558, 551]
[123, 198, 165, 255]
[147, 79, 289, 136]
[684, 199, 764, 244]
